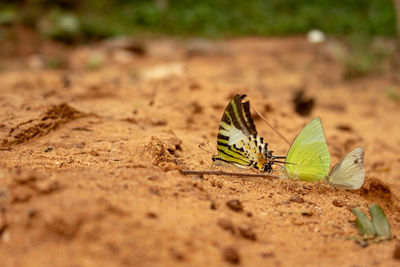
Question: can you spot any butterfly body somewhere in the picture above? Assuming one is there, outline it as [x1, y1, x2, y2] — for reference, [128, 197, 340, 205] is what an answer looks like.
[215, 134, 274, 171]
[212, 94, 281, 172]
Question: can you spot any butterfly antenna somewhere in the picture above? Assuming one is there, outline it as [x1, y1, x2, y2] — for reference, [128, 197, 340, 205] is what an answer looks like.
[207, 140, 214, 153]
[251, 105, 291, 145]
[274, 161, 297, 165]
[199, 142, 213, 154]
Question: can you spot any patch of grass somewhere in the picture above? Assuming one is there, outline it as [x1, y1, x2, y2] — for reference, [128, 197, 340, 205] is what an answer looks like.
[86, 53, 104, 70]
[387, 87, 400, 102]
[39, 10, 81, 43]
[1, 0, 398, 40]
[342, 34, 391, 79]
[0, 8, 16, 25]
[44, 56, 67, 69]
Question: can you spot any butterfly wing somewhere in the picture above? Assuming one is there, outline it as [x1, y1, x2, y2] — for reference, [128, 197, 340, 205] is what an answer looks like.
[215, 94, 258, 168]
[218, 94, 257, 146]
[327, 147, 365, 190]
[284, 117, 330, 182]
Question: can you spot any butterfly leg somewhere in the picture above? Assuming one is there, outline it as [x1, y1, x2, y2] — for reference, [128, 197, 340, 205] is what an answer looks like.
[279, 176, 288, 191]
[295, 177, 304, 191]
[284, 178, 304, 192]
[209, 159, 217, 170]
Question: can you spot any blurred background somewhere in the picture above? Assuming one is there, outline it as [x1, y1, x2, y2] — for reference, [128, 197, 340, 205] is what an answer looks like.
[1, 0, 400, 81]
[0, 0, 397, 40]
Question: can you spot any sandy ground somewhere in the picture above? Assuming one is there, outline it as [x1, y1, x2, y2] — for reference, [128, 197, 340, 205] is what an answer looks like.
[0, 36, 400, 266]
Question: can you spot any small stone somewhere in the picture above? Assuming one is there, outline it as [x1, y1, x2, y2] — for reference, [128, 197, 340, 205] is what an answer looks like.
[210, 201, 217, 210]
[285, 196, 304, 204]
[356, 240, 369, 248]
[44, 147, 53, 152]
[336, 124, 352, 132]
[217, 218, 235, 234]
[74, 142, 86, 149]
[301, 211, 313, 217]
[260, 252, 274, 258]
[222, 247, 240, 264]
[238, 226, 256, 241]
[291, 196, 304, 203]
[210, 179, 223, 188]
[146, 211, 158, 219]
[148, 187, 161, 196]
[170, 248, 184, 261]
[226, 199, 243, 212]
[332, 199, 344, 207]
[147, 175, 159, 181]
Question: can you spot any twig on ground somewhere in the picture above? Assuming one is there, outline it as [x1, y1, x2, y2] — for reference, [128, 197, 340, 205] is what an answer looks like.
[181, 169, 280, 179]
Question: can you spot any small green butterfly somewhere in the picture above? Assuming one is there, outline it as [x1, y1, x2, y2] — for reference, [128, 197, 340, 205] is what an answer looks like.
[283, 117, 365, 189]
[282, 117, 330, 182]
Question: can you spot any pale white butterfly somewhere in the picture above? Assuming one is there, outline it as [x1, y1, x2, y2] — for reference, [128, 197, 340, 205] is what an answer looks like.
[326, 147, 365, 190]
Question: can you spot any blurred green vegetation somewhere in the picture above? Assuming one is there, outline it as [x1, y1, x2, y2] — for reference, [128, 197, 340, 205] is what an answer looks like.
[341, 34, 394, 79]
[0, 0, 398, 78]
[0, 0, 397, 41]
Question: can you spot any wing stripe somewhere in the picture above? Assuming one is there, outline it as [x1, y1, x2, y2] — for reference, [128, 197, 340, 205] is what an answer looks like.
[232, 95, 252, 135]
[242, 100, 257, 135]
[226, 105, 243, 133]
[217, 133, 229, 141]
[217, 141, 229, 147]
[217, 147, 251, 165]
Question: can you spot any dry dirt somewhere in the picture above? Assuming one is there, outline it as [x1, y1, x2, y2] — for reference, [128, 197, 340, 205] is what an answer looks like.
[0, 37, 400, 267]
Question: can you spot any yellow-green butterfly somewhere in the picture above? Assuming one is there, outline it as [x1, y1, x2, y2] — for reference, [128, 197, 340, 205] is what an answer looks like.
[282, 117, 330, 182]
[326, 147, 365, 190]
[212, 94, 285, 172]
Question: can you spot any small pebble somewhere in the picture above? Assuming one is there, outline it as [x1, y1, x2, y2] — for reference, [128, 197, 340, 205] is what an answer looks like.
[356, 240, 369, 248]
[301, 211, 313, 217]
[285, 196, 304, 204]
[226, 199, 243, 212]
[210, 201, 217, 210]
[223, 247, 240, 264]
[74, 142, 86, 149]
[147, 175, 159, 181]
[217, 218, 235, 234]
[170, 248, 184, 261]
[332, 199, 344, 207]
[238, 226, 256, 241]
[44, 147, 53, 152]
[260, 252, 274, 258]
[146, 211, 158, 219]
[291, 196, 304, 203]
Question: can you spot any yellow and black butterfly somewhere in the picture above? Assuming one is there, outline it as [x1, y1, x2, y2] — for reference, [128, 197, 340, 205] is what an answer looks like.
[212, 94, 285, 172]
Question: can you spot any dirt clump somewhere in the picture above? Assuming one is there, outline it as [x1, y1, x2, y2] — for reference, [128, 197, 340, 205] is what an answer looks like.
[1, 103, 86, 147]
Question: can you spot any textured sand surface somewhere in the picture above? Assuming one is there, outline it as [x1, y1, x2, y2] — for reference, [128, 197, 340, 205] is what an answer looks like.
[0, 37, 399, 266]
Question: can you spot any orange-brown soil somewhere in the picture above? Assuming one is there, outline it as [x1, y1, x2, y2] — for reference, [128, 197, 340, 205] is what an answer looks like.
[0, 37, 400, 266]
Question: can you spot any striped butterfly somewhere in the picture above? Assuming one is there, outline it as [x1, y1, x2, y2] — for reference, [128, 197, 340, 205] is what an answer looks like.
[212, 94, 285, 172]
